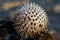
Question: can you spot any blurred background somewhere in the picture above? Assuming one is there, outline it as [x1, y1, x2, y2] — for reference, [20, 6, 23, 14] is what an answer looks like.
[0, 0, 60, 40]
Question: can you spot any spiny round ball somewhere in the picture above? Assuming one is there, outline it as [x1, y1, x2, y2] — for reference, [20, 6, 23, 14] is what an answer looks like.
[14, 3, 48, 39]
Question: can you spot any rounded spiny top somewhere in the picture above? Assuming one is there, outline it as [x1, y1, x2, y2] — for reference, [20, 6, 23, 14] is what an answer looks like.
[14, 3, 48, 39]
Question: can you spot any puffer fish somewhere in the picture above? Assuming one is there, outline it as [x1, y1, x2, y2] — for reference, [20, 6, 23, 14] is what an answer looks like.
[13, 2, 48, 40]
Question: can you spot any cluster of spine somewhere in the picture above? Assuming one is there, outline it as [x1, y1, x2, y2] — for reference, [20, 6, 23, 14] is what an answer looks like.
[13, 3, 48, 40]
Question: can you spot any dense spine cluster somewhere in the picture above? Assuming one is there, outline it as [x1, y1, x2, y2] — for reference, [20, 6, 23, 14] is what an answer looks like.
[13, 3, 48, 40]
